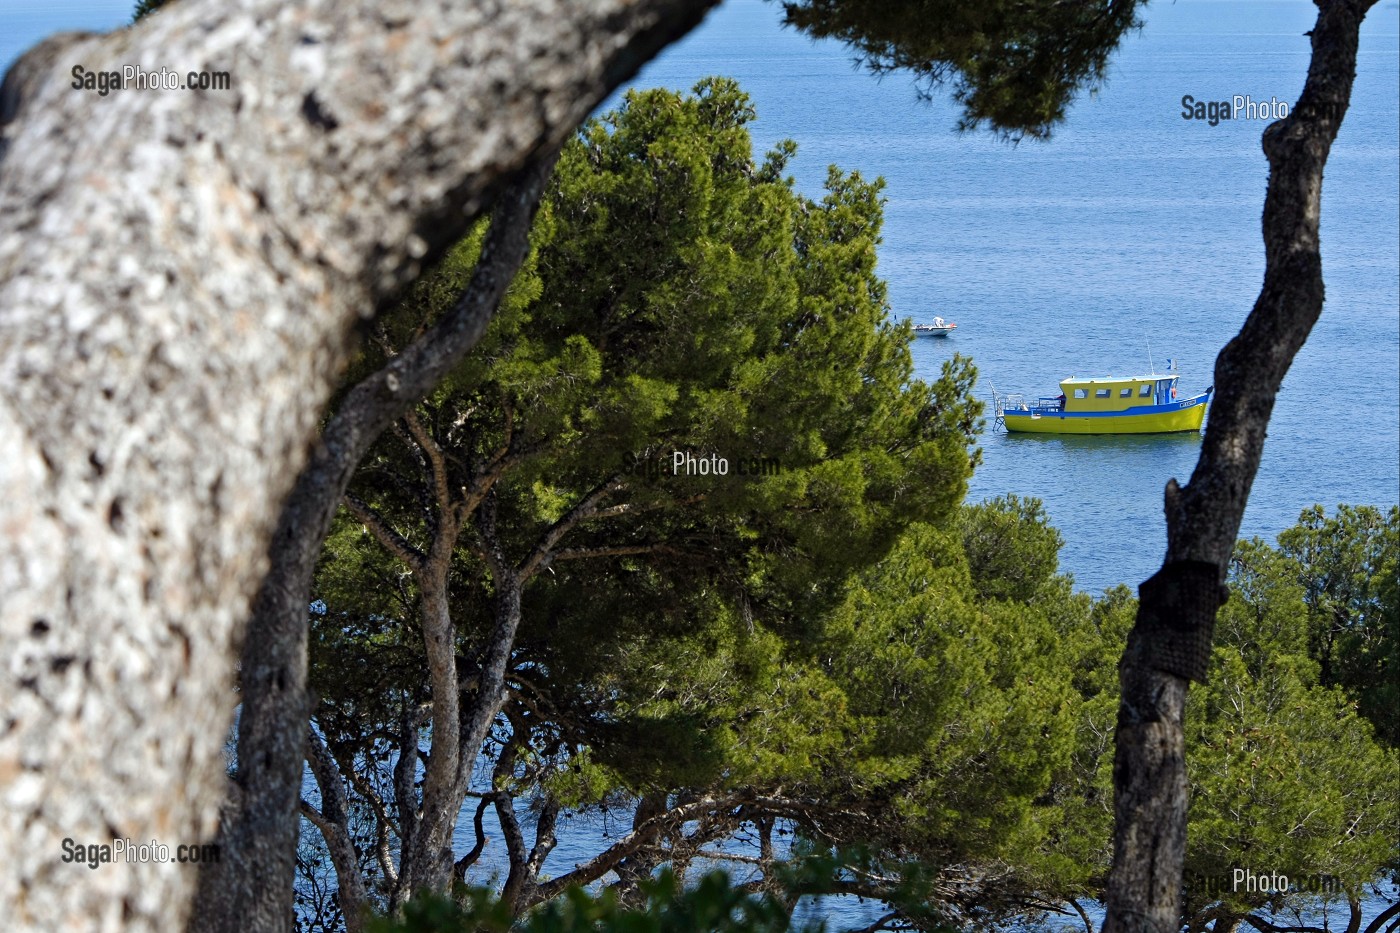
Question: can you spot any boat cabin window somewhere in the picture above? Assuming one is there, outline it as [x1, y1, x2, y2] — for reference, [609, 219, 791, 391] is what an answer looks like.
[1139, 385, 1152, 397]
[1074, 389, 1087, 399]
[1095, 389, 1111, 398]
[1119, 388, 1132, 398]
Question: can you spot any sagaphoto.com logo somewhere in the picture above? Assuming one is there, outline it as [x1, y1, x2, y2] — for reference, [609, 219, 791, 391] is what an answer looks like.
[61, 836, 220, 870]
[71, 64, 232, 96]
[1180, 94, 1293, 126]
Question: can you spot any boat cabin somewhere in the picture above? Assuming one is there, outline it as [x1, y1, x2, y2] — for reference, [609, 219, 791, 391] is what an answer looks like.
[1036, 374, 1180, 414]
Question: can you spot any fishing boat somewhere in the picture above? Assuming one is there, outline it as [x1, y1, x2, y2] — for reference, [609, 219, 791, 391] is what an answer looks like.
[912, 316, 956, 336]
[995, 360, 1211, 435]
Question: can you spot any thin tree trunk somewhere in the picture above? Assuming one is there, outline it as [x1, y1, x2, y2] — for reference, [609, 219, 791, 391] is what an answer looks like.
[1101, 2, 1378, 930]
[493, 729, 531, 912]
[494, 711, 559, 916]
[302, 729, 371, 933]
[0, 1, 714, 929]
[389, 566, 526, 905]
[391, 557, 463, 903]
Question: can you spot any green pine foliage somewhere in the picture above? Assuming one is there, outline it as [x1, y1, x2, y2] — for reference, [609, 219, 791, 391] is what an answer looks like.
[958, 493, 1064, 603]
[1275, 505, 1399, 747]
[1176, 508, 1400, 918]
[315, 74, 986, 778]
[1034, 509, 1400, 926]
[1180, 520, 1398, 917]
[132, 0, 170, 21]
[779, 0, 1145, 140]
[304, 76, 1398, 931]
[367, 871, 817, 933]
[309, 76, 989, 920]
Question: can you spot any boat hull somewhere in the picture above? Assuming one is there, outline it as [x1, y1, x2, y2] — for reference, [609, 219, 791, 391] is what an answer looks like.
[1003, 393, 1210, 435]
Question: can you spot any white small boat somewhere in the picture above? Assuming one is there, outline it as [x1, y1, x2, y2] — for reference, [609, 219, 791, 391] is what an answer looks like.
[912, 316, 957, 337]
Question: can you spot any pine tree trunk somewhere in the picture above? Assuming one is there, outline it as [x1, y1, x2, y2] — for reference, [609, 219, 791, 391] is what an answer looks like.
[0, 2, 713, 930]
[1102, 2, 1378, 929]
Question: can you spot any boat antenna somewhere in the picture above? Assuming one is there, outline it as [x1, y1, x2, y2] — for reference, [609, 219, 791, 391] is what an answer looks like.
[1147, 340, 1156, 376]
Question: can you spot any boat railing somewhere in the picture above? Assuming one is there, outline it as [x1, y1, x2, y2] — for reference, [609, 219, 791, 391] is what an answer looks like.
[990, 389, 1020, 431]
[991, 386, 1068, 431]
[993, 392, 1064, 418]
[995, 392, 1025, 413]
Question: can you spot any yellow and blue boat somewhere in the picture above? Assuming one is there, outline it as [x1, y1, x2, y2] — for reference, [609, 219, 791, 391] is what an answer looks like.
[997, 362, 1212, 435]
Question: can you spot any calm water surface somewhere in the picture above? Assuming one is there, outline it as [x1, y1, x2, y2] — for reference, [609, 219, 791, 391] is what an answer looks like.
[615, 0, 1400, 595]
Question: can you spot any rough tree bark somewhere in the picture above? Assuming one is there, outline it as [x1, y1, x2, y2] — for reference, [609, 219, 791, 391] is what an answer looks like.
[0, 1, 715, 929]
[191, 152, 556, 933]
[1101, 1, 1379, 930]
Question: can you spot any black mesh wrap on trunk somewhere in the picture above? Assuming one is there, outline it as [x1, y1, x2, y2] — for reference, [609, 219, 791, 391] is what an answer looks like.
[1134, 560, 1229, 683]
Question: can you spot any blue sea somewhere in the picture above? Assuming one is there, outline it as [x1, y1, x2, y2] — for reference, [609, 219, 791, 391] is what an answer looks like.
[608, 0, 1400, 595]
[4, 0, 1398, 929]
